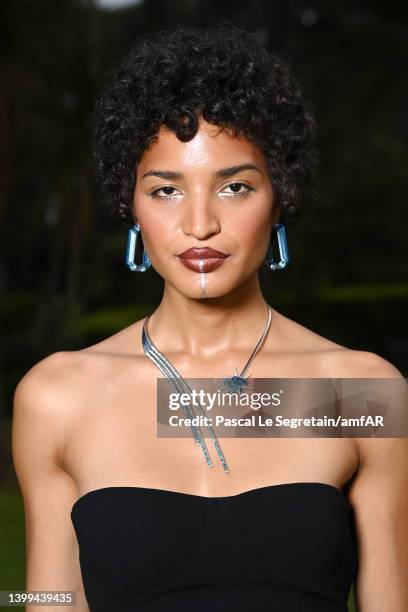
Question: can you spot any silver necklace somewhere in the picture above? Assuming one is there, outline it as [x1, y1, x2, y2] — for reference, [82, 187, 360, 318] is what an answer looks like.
[141, 304, 273, 473]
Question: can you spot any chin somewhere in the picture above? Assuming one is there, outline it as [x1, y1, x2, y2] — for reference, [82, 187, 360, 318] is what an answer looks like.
[182, 278, 240, 300]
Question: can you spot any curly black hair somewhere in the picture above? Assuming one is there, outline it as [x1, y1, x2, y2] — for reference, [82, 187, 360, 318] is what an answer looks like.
[91, 21, 318, 229]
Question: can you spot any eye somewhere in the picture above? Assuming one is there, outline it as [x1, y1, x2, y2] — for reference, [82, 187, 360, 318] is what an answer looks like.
[149, 182, 255, 201]
[220, 182, 255, 199]
[149, 186, 182, 200]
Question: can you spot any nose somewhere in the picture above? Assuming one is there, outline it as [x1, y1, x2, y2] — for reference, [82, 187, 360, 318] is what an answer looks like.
[181, 192, 221, 240]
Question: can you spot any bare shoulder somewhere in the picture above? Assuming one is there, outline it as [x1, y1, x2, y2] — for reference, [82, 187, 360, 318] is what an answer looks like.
[12, 351, 100, 600]
[343, 350, 407, 463]
[304, 327, 407, 490]
[271, 307, 344, 353]
[13, 350, 92, 417]
[322, 348, 405, 379]
[12, 352, 86, 470]
[14, 351, 79, 415]
[282, 314, 408, 492]
[12, 347, 123, 451]
[271, 307, 405, 378]
[12, 347, 125, 494]
[13, 316, 148, 423]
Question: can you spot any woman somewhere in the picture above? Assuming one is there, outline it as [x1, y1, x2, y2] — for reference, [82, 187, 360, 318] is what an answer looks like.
[12, 21, 407, 612]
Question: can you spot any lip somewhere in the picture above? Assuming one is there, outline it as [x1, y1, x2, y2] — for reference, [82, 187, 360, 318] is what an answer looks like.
[178, 247, 229, 259]
[178, 257, 228, 272]
[177, 247, 230, 273]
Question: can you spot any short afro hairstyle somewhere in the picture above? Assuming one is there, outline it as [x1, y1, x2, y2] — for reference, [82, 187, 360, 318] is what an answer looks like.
[92, 21, 318, 229]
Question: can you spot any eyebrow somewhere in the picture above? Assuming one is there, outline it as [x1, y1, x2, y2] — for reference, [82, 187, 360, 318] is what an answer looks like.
[141, 163, 262, 180]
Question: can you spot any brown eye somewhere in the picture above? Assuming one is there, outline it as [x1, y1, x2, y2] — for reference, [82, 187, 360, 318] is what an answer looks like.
[150, 186, 181, 200]
[221, 182, 255, 198]
[230, 183, 244, 192]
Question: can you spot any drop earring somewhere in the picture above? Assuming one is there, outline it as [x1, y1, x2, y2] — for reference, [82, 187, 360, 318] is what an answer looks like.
[264, 222, 290, 270]
[125, 223, 152, 272]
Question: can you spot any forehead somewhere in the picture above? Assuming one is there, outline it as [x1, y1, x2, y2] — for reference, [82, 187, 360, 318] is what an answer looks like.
[137, 117, 267, 173]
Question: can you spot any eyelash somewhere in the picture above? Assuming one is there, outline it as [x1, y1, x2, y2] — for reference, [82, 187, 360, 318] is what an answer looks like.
[149, 182, 255, 200]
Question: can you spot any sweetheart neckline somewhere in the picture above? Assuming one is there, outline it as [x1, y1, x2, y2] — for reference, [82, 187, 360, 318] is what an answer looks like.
[71, 481, 347, 515]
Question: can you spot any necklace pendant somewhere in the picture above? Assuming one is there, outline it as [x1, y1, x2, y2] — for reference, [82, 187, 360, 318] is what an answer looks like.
[221, 368, 249, 394]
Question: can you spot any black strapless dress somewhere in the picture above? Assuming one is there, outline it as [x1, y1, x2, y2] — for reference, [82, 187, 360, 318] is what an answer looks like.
[70, 482, 358, 611]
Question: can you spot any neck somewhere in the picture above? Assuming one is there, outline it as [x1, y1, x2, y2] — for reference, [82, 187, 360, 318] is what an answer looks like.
[145, 273, 271, 358]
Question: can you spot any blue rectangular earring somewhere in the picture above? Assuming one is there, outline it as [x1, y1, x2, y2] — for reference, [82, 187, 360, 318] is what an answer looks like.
[125, 223, 152, 272]
[264, 222, 290, 270]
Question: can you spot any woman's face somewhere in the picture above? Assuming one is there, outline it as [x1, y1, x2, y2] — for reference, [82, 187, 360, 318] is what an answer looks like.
[133, 116, 276, 299]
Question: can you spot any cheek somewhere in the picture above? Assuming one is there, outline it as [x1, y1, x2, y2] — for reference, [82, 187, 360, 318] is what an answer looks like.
[229, 206, 272, 254]
[135, 204, 181, 271]
[138, 219, 167, 260]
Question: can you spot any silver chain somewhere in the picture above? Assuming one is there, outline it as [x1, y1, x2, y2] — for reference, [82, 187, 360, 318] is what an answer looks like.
[141, 304, 273, 473]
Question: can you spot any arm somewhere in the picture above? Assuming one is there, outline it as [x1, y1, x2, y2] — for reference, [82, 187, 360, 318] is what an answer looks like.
[348, 353, 408, 612]
[12, 352, 89, 611]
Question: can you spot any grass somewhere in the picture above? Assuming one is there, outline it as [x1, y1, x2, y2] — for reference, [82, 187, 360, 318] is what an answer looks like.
[0, 487, 25, 611]
[348, 587, 356, 611]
